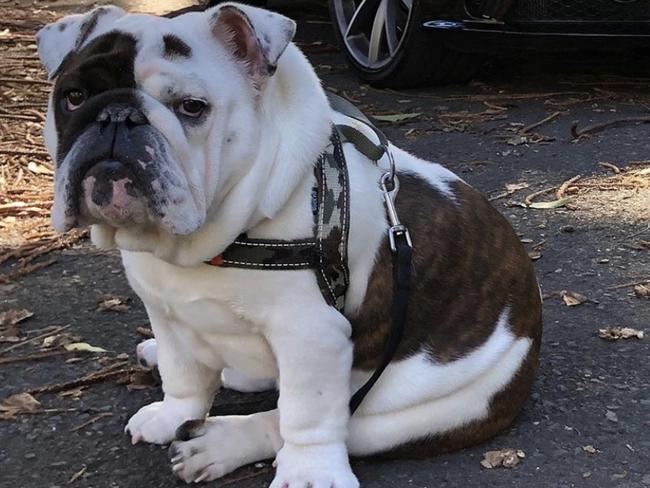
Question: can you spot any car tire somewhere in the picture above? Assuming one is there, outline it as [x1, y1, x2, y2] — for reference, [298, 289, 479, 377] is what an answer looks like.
[329, 0, 484, 87]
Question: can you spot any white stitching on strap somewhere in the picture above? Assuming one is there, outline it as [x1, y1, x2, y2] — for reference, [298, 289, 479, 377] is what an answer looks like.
[222, 260, 310, 268]
[232, 241, 313, 248]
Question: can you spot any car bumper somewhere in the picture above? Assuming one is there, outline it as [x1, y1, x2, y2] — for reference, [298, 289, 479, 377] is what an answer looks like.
[423, 19, 650, 53]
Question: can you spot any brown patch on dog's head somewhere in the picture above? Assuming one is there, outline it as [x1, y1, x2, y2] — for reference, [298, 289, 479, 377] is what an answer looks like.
[162, 34, 192, 59]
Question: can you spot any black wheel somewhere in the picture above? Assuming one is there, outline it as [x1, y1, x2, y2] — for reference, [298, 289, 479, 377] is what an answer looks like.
[329, 0, 485, 87]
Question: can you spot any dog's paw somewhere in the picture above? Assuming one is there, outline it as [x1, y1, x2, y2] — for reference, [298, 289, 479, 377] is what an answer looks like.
[270, 442, 359, 488]
[125, 399, 204, 445]
[169, 417, 267, 483]
[136, 338, 157, 368]
[221, 368, 276, 393]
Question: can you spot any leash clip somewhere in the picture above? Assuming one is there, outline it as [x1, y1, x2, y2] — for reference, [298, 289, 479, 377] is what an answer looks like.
[380, 172, 412, 253]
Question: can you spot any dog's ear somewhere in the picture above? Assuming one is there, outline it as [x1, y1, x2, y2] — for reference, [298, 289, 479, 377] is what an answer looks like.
[36, 5, 126, 79]
[210, 3, 296, 86]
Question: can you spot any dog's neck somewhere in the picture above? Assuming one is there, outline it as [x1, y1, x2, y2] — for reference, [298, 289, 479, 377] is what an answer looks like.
[105, 44, 332, 266]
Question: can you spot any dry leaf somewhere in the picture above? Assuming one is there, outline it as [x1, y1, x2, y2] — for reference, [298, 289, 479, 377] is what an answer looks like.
[633, 284, 650, 299]
[598, 327, 644, 341]
[582, 445, 598, 454]
[42, 332, 78, 349]
[96, 295, 130, 313]
[125, 369, 158, 391]
[0, 309, 33, 342]
[561, 290, 588, 307]
[507, 135, 528, 146]
[64, 342, 107, 353]
[0, 392, 41, 414]
[480, 449, 525, 469]
[0, 309, 33, 326]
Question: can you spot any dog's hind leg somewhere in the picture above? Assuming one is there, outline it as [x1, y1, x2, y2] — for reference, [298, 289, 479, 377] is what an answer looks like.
[221, 368, 276, 393]
[170, 411, 282, 484]
[168, 333, 536, 484]
[136, 339, 275, 392]
[136, 338, 158, 367]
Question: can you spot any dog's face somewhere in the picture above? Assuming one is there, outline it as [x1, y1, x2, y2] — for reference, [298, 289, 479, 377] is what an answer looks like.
[37, 3, 295, 236]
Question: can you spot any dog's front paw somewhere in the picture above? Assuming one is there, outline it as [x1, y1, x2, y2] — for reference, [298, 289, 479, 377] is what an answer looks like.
[270, 442, 359, 488]
[125, 399, 205, 445]
[169, 417, 265, 483]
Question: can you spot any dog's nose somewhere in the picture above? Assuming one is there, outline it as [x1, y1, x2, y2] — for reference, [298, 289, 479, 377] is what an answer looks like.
[96, 104, 147, 127]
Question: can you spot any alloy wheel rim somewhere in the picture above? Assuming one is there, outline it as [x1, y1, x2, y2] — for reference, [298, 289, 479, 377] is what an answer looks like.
[333, 0, 414, 70]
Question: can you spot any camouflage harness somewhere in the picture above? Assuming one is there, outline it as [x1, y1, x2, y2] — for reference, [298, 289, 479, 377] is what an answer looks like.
[208, 126, 351, 312]
[208, 93, 413, 413]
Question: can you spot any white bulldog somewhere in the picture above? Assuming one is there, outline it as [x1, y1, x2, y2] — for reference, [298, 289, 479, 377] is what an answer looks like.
[37, 3, 542, 487]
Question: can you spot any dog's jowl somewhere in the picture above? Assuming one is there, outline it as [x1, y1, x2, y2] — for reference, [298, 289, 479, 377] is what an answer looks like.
[37, 3, 542, 487]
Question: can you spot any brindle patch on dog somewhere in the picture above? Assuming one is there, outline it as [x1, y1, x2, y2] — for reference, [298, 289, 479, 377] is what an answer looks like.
[350, 173, 542, 369]
[350, 173, 542, 454]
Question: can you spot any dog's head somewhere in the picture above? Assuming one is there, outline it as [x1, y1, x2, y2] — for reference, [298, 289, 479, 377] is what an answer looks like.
[37, 3, 296, 237]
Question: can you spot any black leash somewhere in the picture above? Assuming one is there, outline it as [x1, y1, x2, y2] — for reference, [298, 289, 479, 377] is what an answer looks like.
[349, 235, 412, 414]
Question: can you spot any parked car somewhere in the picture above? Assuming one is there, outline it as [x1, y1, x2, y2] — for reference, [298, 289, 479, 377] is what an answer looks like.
[328, 0, 650, 87]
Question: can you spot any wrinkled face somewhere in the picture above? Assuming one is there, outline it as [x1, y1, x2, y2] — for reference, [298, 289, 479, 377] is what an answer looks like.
[37, 3, 295, 235]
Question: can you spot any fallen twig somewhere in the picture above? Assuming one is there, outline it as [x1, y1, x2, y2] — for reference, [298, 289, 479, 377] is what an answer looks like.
[572, 116, 650, 138]
[221, 468, 273, 486]
[0, 77, 50, 86]
[599, 162, 621, 174]
[0, 324, 72, 355]
[521, 111, 562, 134]
[524, 187, 557, 207]
[70, 412, 113, 433]
[0, 113, 41, 121]
[67, 466, 87, 484]
[0, 148, 50, 157]
[608, 279, 650, 290]
[556, 175, 582, 199]
[0, 256, 57, 283]
[0, 350, 73, 365]
[27, 366, 137, 395]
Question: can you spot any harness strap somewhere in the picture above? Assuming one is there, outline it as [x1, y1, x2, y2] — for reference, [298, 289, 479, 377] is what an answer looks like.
[217, 127, 349, 312]
[326, 92, 388, 162]
[218, 237, 316, 270]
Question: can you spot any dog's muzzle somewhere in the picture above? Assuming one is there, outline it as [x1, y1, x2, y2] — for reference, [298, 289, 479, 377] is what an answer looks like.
[77, 104, 150, 226]
[53, 100, 190, 232]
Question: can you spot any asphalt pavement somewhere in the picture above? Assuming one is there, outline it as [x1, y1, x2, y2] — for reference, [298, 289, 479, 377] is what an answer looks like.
[1, 1, 649, 487]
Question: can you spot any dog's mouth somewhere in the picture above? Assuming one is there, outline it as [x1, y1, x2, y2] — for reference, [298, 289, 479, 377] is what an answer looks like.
[77, 158, 149, 228]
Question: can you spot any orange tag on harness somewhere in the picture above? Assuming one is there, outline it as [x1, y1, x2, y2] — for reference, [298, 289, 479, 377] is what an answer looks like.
[209, 254, 224, 266]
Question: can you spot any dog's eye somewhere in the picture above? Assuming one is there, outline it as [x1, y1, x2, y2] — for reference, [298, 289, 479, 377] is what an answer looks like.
[177, 98, 207, 118]
[65, 90, 86, 111]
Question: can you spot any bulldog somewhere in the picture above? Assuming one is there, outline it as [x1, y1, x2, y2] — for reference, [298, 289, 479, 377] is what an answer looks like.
[36, 3, 542, 487]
